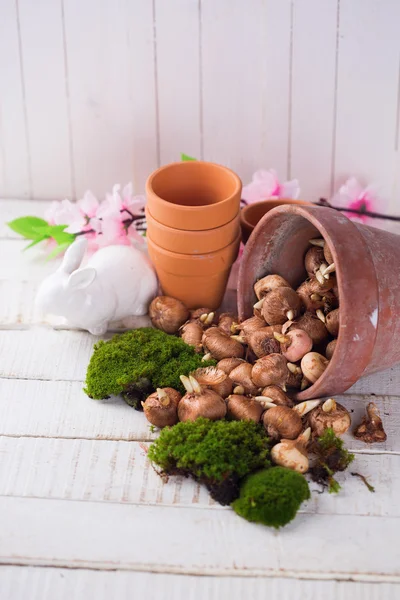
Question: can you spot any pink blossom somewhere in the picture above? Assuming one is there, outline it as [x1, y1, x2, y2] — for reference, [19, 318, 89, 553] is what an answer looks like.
[95, 184, 145, 247]
[242, 169, 300, 203]
[44, 192, 100, 234]
[331, 177, 383, 224]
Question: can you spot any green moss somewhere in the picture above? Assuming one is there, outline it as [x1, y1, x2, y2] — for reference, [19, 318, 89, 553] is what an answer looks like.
[84, 328, 215, 400]
[309, 427, 355, 493]
[147, 418, 270, 505]
[232, 467, 310, 528]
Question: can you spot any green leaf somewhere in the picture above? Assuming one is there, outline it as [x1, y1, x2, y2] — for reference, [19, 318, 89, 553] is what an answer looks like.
[7, 216, 49, 239]
[45, 240, 74, 261]
[50, 226, 76, 245]
[181, 153, 197, 162]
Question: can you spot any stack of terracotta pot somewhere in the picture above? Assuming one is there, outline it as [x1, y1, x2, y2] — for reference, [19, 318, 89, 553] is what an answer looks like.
[146, 161, 242, 309]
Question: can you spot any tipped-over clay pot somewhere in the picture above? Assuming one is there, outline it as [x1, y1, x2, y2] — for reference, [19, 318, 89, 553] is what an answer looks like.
[238, 204, 400, 400]
[146, 161, 241, 230]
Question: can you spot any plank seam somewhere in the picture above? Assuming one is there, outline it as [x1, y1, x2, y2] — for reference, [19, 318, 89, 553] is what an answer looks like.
[15, 0, 33, 198]
[0, 559, 398, 583]
[0, 433, 396, 455]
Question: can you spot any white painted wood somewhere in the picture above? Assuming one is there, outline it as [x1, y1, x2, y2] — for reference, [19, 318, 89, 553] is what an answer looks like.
[201, 0, 292, 183]
[0, 435, 396, 517]
[2, 567, 398, 600]
[0, 379, 158, 442]
[125, 0, 160, 191]
[63, 0, 158, 198]
[290, 0, 338, 198]
[0, 240, 63, 282]
[334, 0, 400, 206]
[1, 3, 400, 203]
[17, 0, 72, 199]
[1, 495, 400, 580]
[0, 1, 30, 198]
[155, 0, 201, 163]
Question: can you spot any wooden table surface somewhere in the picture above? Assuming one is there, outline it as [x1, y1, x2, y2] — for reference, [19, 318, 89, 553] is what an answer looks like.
[1, 200, 399, 599]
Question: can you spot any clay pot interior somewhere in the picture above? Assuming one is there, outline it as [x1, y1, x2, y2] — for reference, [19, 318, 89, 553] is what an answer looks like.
[150, 161, 240, 207]
[238, 205, 380, 401]
[240, 199, 311, 243]
[146, 161, 241, 231]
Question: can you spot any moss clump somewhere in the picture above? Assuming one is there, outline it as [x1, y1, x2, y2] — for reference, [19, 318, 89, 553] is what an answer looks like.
[232, 467, 310, 528]
[84, 328, 215, 402]
[309, 427, 355, 493]
[147, 418, 270, 505]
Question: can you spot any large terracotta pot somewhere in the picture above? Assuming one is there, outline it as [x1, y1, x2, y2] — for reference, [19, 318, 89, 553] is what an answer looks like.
[146, 161, 241, 230]
[240, 199, 312, 243]
[147, 233, 241, 310]
[238, 204, 400, 400]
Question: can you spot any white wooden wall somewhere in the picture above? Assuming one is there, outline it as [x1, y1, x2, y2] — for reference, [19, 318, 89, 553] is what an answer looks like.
[1, 0, 400, 211]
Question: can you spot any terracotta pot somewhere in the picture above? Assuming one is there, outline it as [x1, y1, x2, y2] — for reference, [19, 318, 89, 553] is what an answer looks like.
[146, 161, 242, 230]
[147, 233, 241, 309]
[145, 207, 240, 254]
[240, 199, 312, 243]
[238, 204, 400, 400]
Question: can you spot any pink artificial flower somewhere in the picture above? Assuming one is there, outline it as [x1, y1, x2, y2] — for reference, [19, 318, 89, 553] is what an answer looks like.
[242, 169, 300, 203]
[44, 191, 100, 234]
[96, 184, 145, 247]
[331, 177, 383, 224]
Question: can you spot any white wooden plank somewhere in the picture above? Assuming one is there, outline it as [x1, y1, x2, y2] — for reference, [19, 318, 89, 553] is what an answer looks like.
[63, 0, 130, 197]
[290, 0, 337, 198]
[334, 0, 400, 203]
[0, 200, 50, 239]
[0, 240, 63, 282]
[1, 567, 399, 600]
[1, 495, 399, 580]
[0, 330, 96, 381]
[126, 0, 160, 190]
[0, 435, 396, 517]
[201, 0, 292, 183]
[155, 0, 201, 163]
[0, 437, 210, 507]
[63, 0, 158, 197]
[0, 1, 30, 198]
[17, 0, 72, 199]
[0, 379, 156, 442]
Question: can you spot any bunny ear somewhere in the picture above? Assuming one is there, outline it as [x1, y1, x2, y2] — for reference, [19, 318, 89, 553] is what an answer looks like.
[61, 238, 88, 274]
[67, 266, 96, 291]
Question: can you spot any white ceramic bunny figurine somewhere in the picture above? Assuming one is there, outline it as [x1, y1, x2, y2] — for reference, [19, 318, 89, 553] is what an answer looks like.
[36, 238, 158, 335]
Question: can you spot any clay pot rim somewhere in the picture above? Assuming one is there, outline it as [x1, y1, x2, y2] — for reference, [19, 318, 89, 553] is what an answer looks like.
[147, 230, 241, 261]
[146, 160, 241, 212]
[146, 206, 240, 235]
[238, 204, 379, 400]
[146, 161, 242, 231]
[240, 198, 311, 228]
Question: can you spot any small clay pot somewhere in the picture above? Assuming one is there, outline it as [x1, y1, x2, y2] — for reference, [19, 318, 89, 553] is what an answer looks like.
[146, 161, 242, 230]
[146, 207, 240, 255]
[147, 233, 241, 309]
[240, 199, 312, 243]
[238, 204, 400, 400]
